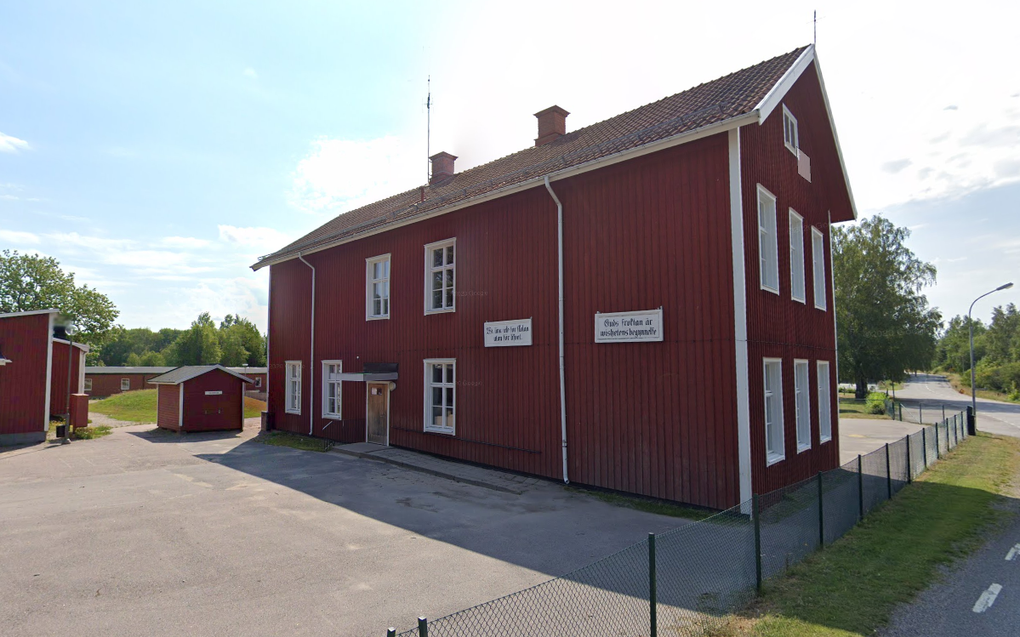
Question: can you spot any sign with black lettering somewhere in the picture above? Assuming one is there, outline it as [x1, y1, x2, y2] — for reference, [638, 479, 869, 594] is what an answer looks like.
[595, 309, 663, 343]
[484, 318, 533, 347]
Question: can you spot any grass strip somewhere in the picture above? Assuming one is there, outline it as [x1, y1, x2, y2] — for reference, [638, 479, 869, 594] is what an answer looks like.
[254, 431, 334, 452]
[721, 432, 1020, 637]
[73, 425, 113, 440]
[90, 389, 267, 422]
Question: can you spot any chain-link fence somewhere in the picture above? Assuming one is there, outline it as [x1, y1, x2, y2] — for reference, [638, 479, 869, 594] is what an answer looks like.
[386, 409, 973, 637]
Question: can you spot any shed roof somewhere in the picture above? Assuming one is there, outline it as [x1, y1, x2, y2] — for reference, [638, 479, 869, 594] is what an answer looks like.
[147, 365, 254, 385]
[252, 44, 854, 271]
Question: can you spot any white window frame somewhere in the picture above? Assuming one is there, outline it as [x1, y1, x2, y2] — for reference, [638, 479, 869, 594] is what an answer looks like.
[84, 377, 92, 392]
[783, 104, 799, 155]
[794, 359, 811, 453]
[757, 185, 779, 294]
[254, 377, 262, 388]
[285, 360, 302, 415]
[789, 209, 806, 303]
[120, 378, 130, 391]
[812, 227, 827, 310]
[322, 360, 343, 420]
[423, 358, 456, 435]
[817, 361, 833, 443]
[366, 253, 391, 320]
[424, 238, 456, 314]
[763, 358, 785, 465]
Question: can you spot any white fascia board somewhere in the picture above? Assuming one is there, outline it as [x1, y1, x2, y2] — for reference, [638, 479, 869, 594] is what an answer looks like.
[251, 113, 757, 271]
[0, 308, 60, 320]
[754, 45, 816, 123]
[52, 338, 90, 353]
[812, 53, 859, 220]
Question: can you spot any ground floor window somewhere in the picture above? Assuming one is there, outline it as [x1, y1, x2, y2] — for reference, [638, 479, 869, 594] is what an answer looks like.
[794, 359, 811, 452]
[764, 358, 784, 464]
[120, 378, 130, 391]
[285, 361, 302, 414]
[424, 359, 455, 434]
[84, 378, 92, 392]
[817, 361, 832, 442]
[322, 361, 342, 419]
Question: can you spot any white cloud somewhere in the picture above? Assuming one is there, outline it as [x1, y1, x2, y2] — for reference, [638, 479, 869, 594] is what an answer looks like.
[0, 132, 29, 154]
[0, 229, 40, 244]
[243, 67, 258, 79]
[160, 235, 211, 249]
[289, 136, 422, 215]
[218, 224, 293, 251]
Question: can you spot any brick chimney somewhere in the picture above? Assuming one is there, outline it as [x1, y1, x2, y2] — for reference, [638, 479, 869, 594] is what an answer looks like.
[430, 151, 457, 184]
[534, 105, 570, 146]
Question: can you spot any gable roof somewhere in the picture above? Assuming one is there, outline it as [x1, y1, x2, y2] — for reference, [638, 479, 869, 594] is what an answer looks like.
[147, 365, 254, 386]
[253, 44, 854, 271]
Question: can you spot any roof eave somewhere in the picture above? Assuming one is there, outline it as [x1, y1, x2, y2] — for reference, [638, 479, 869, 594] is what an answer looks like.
[251, 112, 759, 271]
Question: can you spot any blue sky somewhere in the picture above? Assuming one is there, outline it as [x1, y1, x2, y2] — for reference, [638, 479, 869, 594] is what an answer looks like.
[1, 0, 1018, 332]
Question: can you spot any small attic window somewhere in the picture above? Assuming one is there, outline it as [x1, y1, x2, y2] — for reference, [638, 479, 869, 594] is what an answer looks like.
[782, 105, 799, 155]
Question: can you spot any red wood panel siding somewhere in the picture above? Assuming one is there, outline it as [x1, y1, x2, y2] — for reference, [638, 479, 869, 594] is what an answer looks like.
[741, 63, 845, 494]
[49, 342, 83, 416]
[157, 385, 180, 431]
[181, 370, 244, 432]
[268, 133, 740, 509]
[0, 313, 51, 438]
[86, 373, 162, 397]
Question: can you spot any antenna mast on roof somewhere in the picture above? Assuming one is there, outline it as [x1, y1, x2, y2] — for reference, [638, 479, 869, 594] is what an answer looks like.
[813, 10, 817, 46]
[426, 76, 431, 184]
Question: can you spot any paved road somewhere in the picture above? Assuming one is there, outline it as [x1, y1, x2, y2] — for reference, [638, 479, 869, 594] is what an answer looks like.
[838, 419, 923, 465]
[895, 373, 1020, 437]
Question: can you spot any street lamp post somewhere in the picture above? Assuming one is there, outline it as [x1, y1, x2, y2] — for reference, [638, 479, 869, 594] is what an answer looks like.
[968, 282, 1014, 432]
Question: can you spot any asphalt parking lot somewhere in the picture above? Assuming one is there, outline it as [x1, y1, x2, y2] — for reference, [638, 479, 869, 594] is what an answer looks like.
[0, 424, 687, 637]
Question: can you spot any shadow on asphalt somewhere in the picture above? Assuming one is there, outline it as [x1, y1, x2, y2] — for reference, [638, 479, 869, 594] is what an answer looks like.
[126, 427, 248, 443]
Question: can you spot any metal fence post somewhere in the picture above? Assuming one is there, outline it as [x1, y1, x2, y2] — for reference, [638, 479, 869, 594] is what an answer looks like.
[906, 435, 912, 483]
[935, 423, 940, 460]
[921, 427, 927, 469]
[942, 404, 946, 422]
[649, 532, 657, 637]
[753, 494, 762, 594]
[968, 405, 976, 436]
[919, 404, 923, 424]
[387, 630, 396, 637]
[885, 443, 892, 499]
[817, 472, 825, 548]
[418, 617, 428, 637]
[857, 454, 864, 520]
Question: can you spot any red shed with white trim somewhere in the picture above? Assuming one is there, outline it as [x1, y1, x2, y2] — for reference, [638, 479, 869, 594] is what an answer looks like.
[148, 365, 253, 433]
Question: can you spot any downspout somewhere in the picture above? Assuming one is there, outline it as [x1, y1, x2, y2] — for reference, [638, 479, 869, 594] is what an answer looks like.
[543, 176, 569, 484]
[298, 252, 316, 436]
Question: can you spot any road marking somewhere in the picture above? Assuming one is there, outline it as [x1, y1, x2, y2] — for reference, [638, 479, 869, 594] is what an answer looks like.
[973, 584, 1003, 613]
[1006, 544, 1020, 561]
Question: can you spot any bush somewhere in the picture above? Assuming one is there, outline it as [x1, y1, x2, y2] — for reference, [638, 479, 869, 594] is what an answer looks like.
[866, 392, 887, 415]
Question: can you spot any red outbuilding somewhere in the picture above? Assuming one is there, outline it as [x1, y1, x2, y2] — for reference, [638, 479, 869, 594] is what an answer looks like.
[253, 45, 856, 509]
[147, 365, 253, 433]
[85, 366, 267, 398]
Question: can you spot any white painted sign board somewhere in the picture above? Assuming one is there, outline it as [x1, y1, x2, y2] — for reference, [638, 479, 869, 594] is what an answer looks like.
[594, 309, 664, 343]
[484, 318, 533, 347]
[204, 390, 223, 396]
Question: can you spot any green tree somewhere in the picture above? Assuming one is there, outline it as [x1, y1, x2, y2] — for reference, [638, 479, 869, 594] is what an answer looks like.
[166, 313, 222, 365]
[0, 250, 119, 353]
[219, 314, 266, 366]
[833, 216, 942, 398]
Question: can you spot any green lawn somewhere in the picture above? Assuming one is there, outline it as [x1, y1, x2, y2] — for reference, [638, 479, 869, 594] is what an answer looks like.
[837, 395, 892, 420]
[90, 389, 267, 423]
[718, 432, 1020, 636]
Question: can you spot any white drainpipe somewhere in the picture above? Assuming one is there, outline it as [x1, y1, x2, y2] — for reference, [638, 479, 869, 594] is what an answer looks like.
[543, 176, 569, 484]
[298, 252, 316, 436]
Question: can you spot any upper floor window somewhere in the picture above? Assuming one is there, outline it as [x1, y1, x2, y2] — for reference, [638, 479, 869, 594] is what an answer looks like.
[322, 360, 342, 419]
[812, 227, 827, 310]
[366, 254, 390, 320]
[783, 105, 799, 155]
[285, 360, 302, 414]
[757, 186, 779, 294]
[764, 358, 785, 465]
[789, 209, 805, 303]
[424, 238, 456, 314]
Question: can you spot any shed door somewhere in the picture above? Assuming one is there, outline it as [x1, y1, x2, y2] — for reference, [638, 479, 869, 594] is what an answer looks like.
[366, 383, 389, 445]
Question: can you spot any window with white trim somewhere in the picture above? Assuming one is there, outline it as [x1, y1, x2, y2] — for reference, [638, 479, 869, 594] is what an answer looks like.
[764, 359, 785, 464]
[783, 105, 799, 155]
[757, 186, 779, 293]
[254, 377, 262, 388]
[789, 209, 805, 303]
[794, 360, 811, 452]
[285, 361, 302, 414]
[817, 361, 832, 443]
[366, 254, 390, 320]
[322, 360, 342, 419]
[424, 359, 455, 434]
[424, 239, 456, 313]
[812, 227, 827, 310]
[84, 377, 92, 392]
[120, 378, 130, 391]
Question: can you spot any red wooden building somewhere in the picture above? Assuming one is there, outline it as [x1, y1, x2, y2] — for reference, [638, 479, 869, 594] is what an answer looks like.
[85, 366, 267, 397]
[253, 45, 855, 509]
[148, 365, 253, 433]
[0, 309, 90, 444]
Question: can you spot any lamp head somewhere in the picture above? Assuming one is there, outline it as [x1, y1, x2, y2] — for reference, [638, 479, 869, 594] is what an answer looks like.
[997, 282, 1014, 291]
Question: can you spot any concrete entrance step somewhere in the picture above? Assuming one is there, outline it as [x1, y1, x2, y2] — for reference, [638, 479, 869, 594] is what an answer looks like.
[330, 444, 543, 495]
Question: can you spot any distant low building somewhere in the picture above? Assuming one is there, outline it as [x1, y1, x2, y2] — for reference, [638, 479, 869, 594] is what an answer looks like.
[85, 366, 267, 398]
